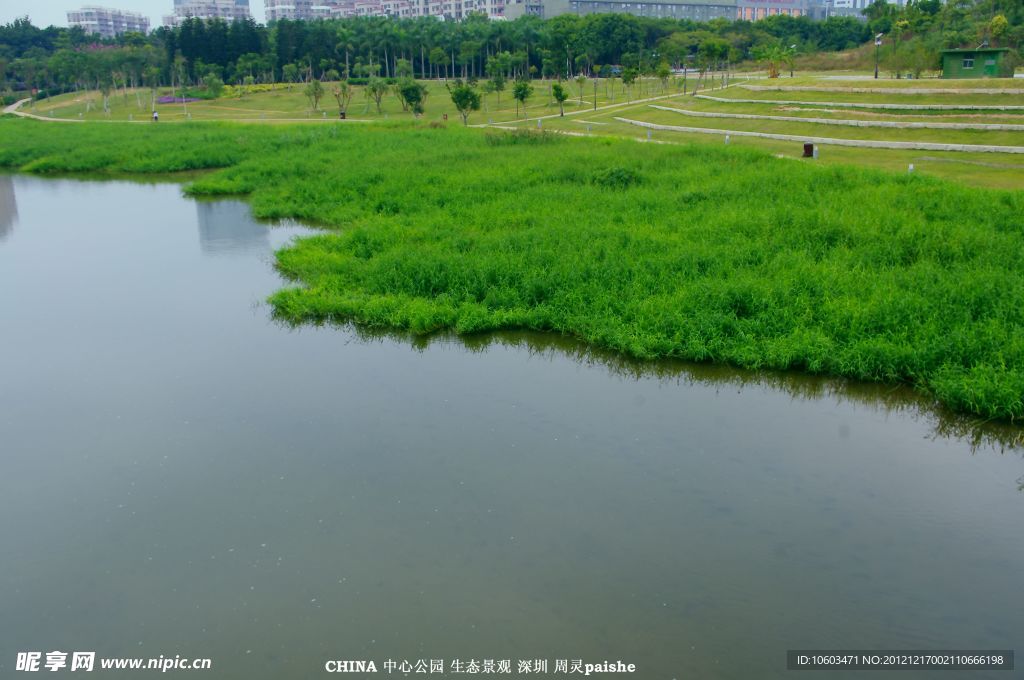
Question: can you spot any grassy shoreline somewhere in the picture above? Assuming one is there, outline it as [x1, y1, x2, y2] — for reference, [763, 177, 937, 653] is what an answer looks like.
[2, 117, 1022, 421]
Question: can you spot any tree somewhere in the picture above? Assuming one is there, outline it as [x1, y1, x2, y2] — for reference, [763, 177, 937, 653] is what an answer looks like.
[551, 81, 569, 116]
[305, 78, 324, 110]
[99, 77, 112, 113]
[886, 37, 938, 78]
[656, 62, 671, 92]
[282, 63, 300, 90]
[143, 65, 161, 111]
[784, 46, 797, 78]
[990, 15, 1009, 46]
[752, 43, 787, 79]
[863, 0, 895, 23]
[905, 39, 938, 78]
[204, 72, 224, 98]
[491, 72, 507, 110]
[621, 67, 638, 100]
[332, 80, 354, 117]
[366, 76, 388, 114]
[575, 74, 587, 103]
[512, 78, 533, 118]
[447, 80, 480, 125]
[481, 78, 496, 110]
[235, 52, 262, 82]
[4, 7, 1020, 107]
[429, 47, 447, 79]
[697, 38, 728, 82]
[336, 26, 353, 79]
[173, 55, 189, 114]
[398, 79, 428, 116]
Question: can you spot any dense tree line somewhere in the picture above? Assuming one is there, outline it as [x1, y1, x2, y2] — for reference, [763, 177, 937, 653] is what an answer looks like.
[0, 2, 1020, 96]
[0, 13, 868, 95]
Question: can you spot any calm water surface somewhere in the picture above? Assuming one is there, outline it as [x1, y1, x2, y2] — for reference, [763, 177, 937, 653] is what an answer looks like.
[0, 175, 1022, 679]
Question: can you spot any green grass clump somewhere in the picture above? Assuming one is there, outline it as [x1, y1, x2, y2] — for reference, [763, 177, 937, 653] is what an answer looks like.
[2, 116, 1023, 420]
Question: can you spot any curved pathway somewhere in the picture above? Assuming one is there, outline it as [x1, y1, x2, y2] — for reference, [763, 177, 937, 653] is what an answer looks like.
[3, 98, 85, 122]
[614, 116, 1024, 154]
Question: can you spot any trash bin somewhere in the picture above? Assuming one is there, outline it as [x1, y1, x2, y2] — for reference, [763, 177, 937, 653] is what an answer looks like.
[803, 143, 814, 157]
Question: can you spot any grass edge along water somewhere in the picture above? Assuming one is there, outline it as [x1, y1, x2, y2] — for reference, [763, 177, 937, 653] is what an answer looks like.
[1, 116, 1022, 422]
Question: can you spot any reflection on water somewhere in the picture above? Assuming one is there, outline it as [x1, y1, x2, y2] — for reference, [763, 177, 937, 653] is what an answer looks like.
[196, 199, 270, 255]
[0, 175, 17, 241]
[306, 326, 1024, 457]
[1, 175, 1022, 680]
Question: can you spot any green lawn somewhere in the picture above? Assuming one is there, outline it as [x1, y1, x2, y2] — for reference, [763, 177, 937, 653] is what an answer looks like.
[1, 116, 1021, 422]
[28, 78, 680, 125]
[28, 74, 1024, 187]
[496, 87, 1024, 190]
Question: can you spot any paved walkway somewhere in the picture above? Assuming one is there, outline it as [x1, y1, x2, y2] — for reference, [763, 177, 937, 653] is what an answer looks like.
[650, 104, 1024, 131]
[2, 98, 81, 122]
[742, 84, 1024, 95]
[614, 116, 1024, 154]
[695, 93, 1024, 112]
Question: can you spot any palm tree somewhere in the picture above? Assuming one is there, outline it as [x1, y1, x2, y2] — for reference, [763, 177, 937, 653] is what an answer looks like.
[336, 27, 353, 79]
[753, 43, 787, 79]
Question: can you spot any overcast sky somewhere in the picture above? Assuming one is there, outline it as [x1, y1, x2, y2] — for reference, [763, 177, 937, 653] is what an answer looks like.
[1, 0, 265, 30]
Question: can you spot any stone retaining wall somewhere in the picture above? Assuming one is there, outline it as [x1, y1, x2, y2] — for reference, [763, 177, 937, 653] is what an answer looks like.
[695, 94, 1024, 111]
[741, 84, 1024, 95]
[613, 116, 1024, 153]
[650, 105, 1024, 131]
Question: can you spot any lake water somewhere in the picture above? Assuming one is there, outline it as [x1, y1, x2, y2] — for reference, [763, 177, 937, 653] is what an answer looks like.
[0, 175, 1021, 679]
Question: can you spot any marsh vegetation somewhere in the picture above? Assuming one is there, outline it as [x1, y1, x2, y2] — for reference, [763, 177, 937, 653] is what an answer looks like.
[1, 117, 1022, 421]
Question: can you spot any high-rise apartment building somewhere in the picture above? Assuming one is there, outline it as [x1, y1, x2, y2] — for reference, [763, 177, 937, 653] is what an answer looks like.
[163, 0, 251, 26]
[67, 6, 150, 38]
[265, 0, 500, 21]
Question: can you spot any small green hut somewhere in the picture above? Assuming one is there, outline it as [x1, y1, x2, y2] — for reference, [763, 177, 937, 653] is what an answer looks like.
[941, 48, 1014, 78]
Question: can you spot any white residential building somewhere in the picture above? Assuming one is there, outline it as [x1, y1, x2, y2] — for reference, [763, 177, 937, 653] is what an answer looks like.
[827, 0, 907, 18]
[163, 0, 252, 26]
[265, 0, 500, 21]
[264, 0, 313, 20]
[67, 6, 150, 37]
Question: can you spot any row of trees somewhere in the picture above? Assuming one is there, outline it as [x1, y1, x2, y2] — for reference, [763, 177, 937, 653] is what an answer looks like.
[307, 73, 637, 122]
[2, 13, 875, 95]
[2, 2, 1020, 97]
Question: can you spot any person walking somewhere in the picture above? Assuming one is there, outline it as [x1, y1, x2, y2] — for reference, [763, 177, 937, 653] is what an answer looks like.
[152, 110, 159, 122]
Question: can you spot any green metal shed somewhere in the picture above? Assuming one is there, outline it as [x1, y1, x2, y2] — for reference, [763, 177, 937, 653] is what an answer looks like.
[941, 48, 1013, 78]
